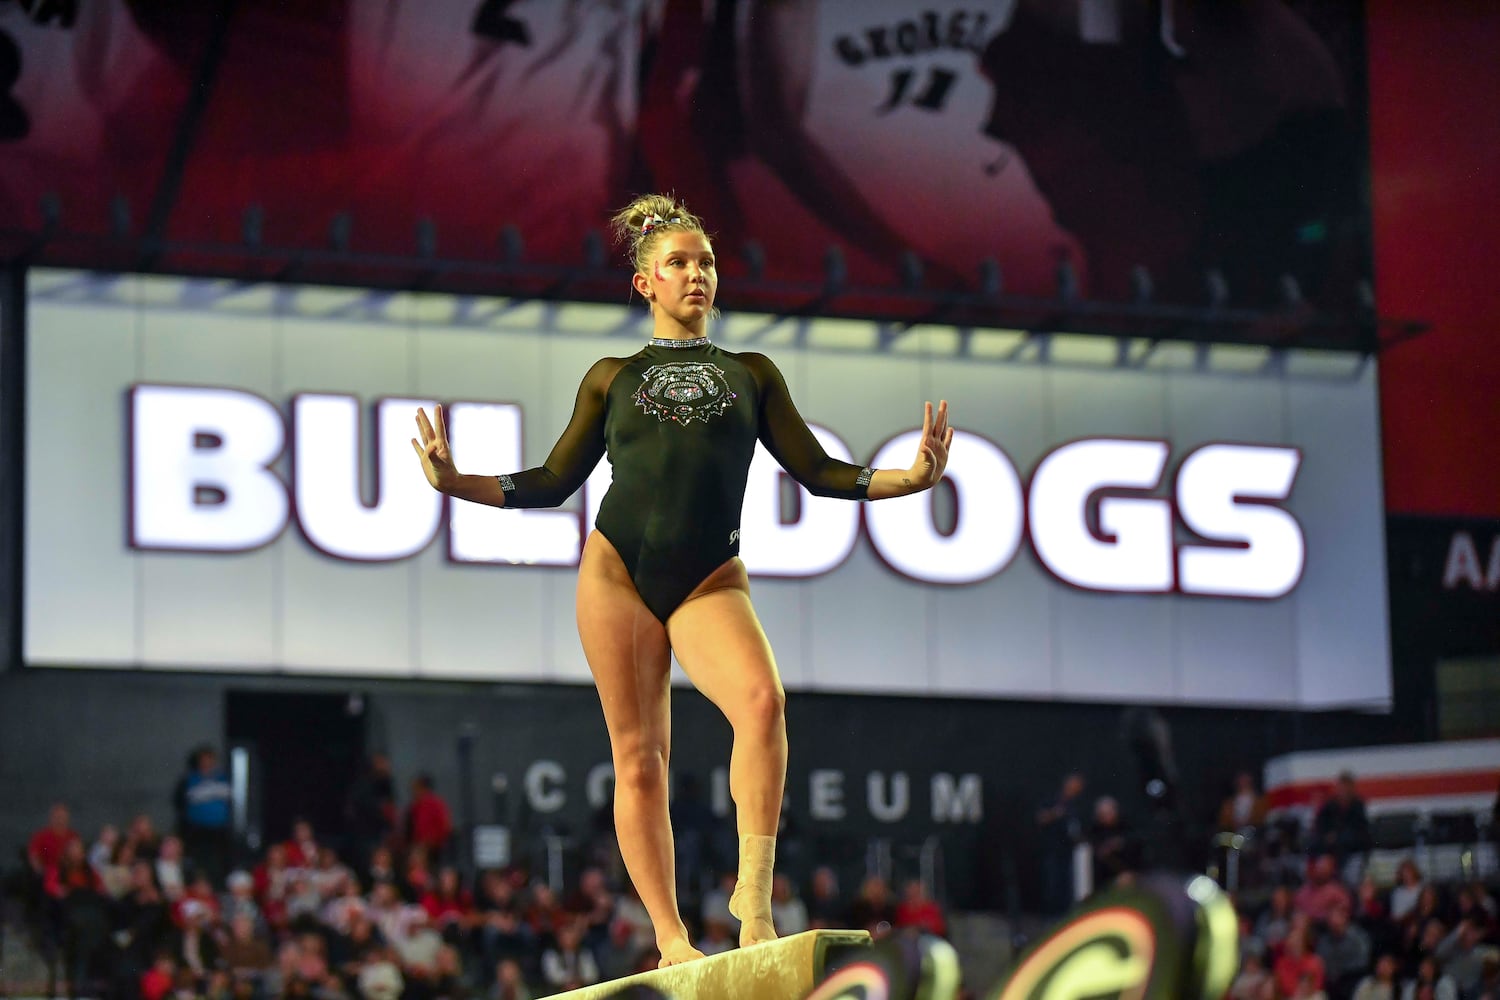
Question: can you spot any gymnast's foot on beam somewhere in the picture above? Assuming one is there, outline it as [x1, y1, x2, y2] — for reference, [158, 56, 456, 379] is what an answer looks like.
[729, 833, 779, 948]
[735, 911, 778, 948]
[657, 932, 706, 967]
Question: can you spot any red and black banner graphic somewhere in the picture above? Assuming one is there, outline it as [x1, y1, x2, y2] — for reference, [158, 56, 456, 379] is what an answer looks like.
[1, 1, 1370, 315]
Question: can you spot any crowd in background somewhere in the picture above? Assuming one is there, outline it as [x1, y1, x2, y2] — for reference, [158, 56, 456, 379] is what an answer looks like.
[1035, 769, 1500, 1000]
[14, 747, 1500, 1000]
[8, 747, 950, 1000]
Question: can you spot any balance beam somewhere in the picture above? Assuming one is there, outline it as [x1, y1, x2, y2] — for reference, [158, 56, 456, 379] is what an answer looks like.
[553, 929, 872, 999]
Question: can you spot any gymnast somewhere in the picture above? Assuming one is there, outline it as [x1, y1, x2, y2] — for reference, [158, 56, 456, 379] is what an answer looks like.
[413, 194, 952, 967]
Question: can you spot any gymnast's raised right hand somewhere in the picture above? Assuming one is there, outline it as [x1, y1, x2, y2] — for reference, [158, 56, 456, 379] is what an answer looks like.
[412, 405, 459, 493]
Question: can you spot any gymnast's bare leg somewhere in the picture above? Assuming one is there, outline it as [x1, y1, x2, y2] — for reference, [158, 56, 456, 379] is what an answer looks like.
[576, 531, 703, 967]
[667, 556, 785, 948]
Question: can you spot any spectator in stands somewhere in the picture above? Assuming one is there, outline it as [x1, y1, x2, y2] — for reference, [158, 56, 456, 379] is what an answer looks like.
[1318, 903, 1373, 998]
[1475, 953, 1500, 1000]
[404, 844, 437, 900]
[806, 866, 845, 930]
[540, 916, 600, 992]
[1088, 796, 1141, 891]
[1297, 855, 1354, 923]
[423, 866, 477, 945]
[1218, 771, 1270, 833]
[1352, 953, 1400, 1000]
[1037, 772, 1087, 915]
[1453, 883, 1494, 927]
[1229, 949, 1271, 1000]
[524, 882, 564, 942]
[393, 911, 444, 989]
[1435, 917, 1498, 998]
[407, 774, 455, 864]
[771, 873, 809, 937]
[598, 917, 640, 982]
[99, 837, 138, 898]
[366, 844, 398, 890]
[221, 912, 274, 979]
[1294, 969, 1332, 1000]
[43, 836, 108, 985]
[565, 865, 616, 957]
[178, 746, 233, 884]
[172, 899, 221, 987]
[140, 952, 177, 1000]
[1276, 929, 1327, 999]
[1403, 955, 1458, 1000]
[895, 878, 947, 938]
[394, 909, 446, 982]
[489, 958, 533, 1000]
[477, 904, 536, 984]
[1315, 772, 1371, 870]
[322, 877, 370, 937]
[613, 881, 656, 959]
[314, 846, 354, 900]
[358, 949, 406, 1000]
[222, 869, 262, 929]
[1256, 886, 1296, 954]
[370, 881, 426, 951]
[88, 823, 119, 875]
[28, 802, 81, 876]
[284, 818, 321, 870]
[155, 835, 187, 901]
[116, 860, 173, 975]
[127, 813, 163, 861]
[173, 873, 223, 930]
[44, 837, 103, 899]
[347, 752, 398, 871]
[848, 875, 899, 940]
[422, 943, 469, 1000]
[1390, 861, 1426, 923]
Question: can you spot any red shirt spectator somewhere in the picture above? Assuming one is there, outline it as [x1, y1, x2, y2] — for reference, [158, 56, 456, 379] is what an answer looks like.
[894, 879, 947, 937]
[172, 876, 222, 928]
[28, 804, 81, 873]
[1295, 856, 1353, 922]
[282, 819, 320, 869]
[1273, 932, 1325, 998]
[139, 956, 175, 1000]
[421, 885, 475, 927]
[44, 841, 104, 898]
[406, 775, 453, 857]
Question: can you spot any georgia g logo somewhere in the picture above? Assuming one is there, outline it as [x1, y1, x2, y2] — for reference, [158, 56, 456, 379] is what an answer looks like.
[996, 908, 1155, 1000]
[634, 362, 737, 426]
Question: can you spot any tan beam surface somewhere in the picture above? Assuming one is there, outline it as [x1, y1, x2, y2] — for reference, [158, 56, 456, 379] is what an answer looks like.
[553, 929, 872, 1000]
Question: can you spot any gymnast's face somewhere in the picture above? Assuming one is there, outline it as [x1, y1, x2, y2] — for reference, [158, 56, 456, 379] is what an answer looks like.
[638, 231, 716, 323]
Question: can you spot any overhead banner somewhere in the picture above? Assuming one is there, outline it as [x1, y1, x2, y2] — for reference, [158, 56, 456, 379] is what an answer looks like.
[26, 270, 1390, 708]
[1, 1, 1368, 310]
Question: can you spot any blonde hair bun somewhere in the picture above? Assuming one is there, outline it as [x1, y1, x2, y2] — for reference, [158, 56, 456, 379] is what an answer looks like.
[609, 194, 709, 273]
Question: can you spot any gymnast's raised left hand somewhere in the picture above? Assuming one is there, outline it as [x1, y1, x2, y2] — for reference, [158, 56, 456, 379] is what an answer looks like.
[412, 405, 459, 493]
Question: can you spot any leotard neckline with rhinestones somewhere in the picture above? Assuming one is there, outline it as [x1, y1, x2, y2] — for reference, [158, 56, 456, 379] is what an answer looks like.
[648, 336, 711, 348]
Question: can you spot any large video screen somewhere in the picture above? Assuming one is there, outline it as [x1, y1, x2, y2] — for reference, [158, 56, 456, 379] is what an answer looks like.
[1, 2, 1369, 312]
[26, 269, 1390, 708]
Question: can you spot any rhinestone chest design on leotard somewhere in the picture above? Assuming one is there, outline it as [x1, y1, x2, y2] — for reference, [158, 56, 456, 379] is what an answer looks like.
[632, 361, 738, 425]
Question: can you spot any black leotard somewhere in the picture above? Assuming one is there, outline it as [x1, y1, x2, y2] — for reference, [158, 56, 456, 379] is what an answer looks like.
[497, 340, 872, 622]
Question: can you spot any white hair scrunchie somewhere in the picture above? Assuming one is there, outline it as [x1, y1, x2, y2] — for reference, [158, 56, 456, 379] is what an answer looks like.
[640, 213, 684, 235]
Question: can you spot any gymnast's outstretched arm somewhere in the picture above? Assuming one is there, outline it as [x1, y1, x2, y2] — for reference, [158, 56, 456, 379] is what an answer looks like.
[745, 351, 951, 501]
[413, 357, 620, 508]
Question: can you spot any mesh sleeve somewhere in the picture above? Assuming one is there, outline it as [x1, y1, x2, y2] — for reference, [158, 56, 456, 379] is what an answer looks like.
[744, 352, 872, 500]
[499, 357, 620, 508]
